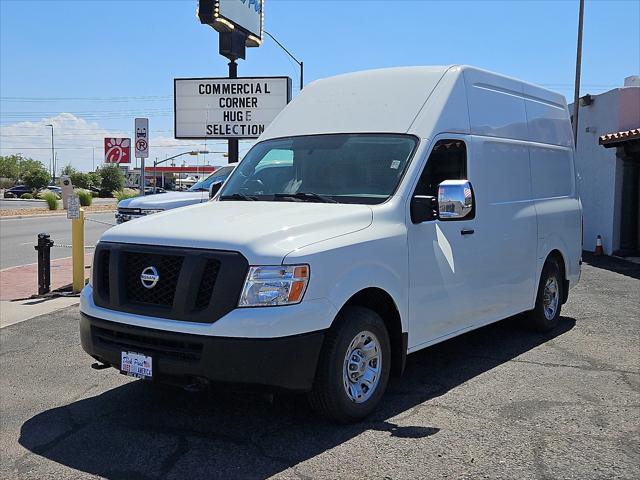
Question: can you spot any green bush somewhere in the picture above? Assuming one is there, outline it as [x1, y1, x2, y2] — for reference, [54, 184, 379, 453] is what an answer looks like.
[98, 164, 125, 196]
[76, 189, 93, 206]
[41, 191, 59, 210]
[20, 192, 34, 199]
[114, 188, 140, 202]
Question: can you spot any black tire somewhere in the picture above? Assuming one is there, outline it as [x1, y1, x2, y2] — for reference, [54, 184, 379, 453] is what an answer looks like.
[308, 306, 391, 423]
[525, 258, 563, 332]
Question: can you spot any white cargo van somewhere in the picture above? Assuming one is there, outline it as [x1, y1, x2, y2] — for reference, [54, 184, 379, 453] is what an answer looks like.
[80, 66, 581, 422]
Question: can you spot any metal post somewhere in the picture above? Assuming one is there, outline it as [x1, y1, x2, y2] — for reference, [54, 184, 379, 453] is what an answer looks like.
[300, 61, 304, 91]
[35, 233, 53, 295]
[228, 59, 239, 164]
[140, 157, 145, 195]
[72, 208, 85, 293]
[153, 157, 157, 194]
[572, 0, 585, 147]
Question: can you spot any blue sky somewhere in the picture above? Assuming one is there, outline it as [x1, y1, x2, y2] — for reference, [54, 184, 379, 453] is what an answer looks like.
[1, 0, 638, 171]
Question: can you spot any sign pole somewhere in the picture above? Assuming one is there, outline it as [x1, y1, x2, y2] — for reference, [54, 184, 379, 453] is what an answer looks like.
[135, 118, 150, 195]
[228, 59, 239, 164]
[140, 157, 145, 195]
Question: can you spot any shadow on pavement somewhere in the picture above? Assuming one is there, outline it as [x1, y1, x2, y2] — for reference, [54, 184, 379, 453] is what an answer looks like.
[582, 251, 640, 280]
[18, 316, 575, 479]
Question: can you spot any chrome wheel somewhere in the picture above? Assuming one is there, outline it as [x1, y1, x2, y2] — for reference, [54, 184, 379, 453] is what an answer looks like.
[543, 276, 559, 320]
[342, 330, 382, 403]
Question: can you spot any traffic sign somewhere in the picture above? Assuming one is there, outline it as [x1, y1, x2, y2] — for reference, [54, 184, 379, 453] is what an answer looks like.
[67, 196, 80, 220]
[135, 118, 149, 158]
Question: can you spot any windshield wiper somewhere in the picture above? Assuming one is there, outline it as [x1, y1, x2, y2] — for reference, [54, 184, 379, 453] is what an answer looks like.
[273, 192, 337, 203]
[219, 193, 257, 201]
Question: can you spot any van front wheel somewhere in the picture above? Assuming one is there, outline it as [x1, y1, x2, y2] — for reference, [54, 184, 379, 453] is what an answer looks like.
[525, 259, 563, 332]
[309, 306, 390, 423]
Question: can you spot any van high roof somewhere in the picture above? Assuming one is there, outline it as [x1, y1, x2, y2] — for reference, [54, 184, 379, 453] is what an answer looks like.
[261, 65, 573, 148]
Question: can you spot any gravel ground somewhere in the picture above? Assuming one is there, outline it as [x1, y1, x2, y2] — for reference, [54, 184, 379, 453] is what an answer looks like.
[0, 204, 116, 217]
[0, 253, 638, 479]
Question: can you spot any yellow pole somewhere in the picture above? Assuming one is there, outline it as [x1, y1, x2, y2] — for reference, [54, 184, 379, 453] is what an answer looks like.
[72, 208, 85, 293]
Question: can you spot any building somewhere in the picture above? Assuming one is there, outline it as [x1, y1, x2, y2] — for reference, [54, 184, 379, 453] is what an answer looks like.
[570, 76, 640, 256]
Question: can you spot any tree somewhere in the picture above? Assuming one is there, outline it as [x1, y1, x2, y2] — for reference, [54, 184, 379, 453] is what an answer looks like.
[22, 166, 51, 191]
[0, 154, 21, 181]
[18, 158, 46, 178]
[98, 164, 125, 196]
[61, 164, 78, 176]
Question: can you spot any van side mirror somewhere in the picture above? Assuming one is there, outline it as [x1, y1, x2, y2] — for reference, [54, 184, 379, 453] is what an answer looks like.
[437, 180, 474, 220]
[209, 181, 223, 199]
[410, 195, 437, 223]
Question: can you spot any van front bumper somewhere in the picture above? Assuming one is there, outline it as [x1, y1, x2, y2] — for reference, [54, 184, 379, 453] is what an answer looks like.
[80, 313, 326, 391]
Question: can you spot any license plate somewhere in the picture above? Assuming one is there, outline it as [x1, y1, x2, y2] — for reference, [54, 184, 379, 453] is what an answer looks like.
[121, 351, 153, 379]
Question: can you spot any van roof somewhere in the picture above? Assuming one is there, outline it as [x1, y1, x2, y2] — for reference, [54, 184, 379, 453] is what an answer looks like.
[260, 65, 572, 147]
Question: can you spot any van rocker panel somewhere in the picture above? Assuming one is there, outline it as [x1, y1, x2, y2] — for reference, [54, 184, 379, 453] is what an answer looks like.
[80, 313, 326, 391]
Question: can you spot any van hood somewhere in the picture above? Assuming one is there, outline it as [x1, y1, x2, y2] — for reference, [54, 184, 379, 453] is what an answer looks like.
[118, 191, 206, 210]
[101, 201, 373, 264]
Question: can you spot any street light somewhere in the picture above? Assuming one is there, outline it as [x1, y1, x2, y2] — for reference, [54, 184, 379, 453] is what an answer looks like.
[264, 30, 304, 92]
[45, 124, 55, 183]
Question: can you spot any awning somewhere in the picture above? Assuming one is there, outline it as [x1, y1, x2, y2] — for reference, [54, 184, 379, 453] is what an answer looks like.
[599, 128, 640, 148]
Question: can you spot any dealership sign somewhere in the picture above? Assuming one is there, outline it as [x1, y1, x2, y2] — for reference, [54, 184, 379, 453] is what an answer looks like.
[174, 77, 291, 139]
[198, 0, 264, 45]
[104, 138, 131, 163]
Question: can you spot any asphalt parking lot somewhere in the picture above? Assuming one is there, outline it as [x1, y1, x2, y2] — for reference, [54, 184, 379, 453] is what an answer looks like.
[1, 253, 638, 480]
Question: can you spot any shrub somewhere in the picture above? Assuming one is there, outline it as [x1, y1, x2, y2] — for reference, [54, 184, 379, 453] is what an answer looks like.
[76, 189, 93, 206]
[114, 188, 140, 202]
[0, 177, 15, 189]
[22, 165, 51, 191]
[41, 191, 59, 210]
[20, 192, 34, 199]
[98, 164, 125, 196]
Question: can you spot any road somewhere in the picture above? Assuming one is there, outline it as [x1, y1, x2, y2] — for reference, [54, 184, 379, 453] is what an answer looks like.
[0, 213, 115, 269]
[0, 253, 638, 479]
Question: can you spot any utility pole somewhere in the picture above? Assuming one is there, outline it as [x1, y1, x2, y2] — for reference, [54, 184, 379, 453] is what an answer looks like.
[45, 124, 55, 182]
[572, 0, 585, 147]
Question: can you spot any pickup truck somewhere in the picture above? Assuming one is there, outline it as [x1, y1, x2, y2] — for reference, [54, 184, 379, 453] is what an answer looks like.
[115, 164, 236, 223]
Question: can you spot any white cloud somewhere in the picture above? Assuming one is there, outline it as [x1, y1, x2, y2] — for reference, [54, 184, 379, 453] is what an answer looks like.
[0, 113, 241, 172]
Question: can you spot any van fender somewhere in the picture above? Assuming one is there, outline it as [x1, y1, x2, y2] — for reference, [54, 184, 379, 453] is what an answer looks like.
[534, 234, 571, 305]
[326, 262, 408, 333]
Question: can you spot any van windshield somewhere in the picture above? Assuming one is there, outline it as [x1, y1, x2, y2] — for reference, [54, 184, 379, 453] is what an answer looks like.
[219, 134, 417, 204]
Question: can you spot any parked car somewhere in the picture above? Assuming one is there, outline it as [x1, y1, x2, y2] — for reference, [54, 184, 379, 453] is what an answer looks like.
[115, 164, 236, 223]
[80, 66, 581, 422]
[3, 185, 34, 198]
[46, 186, 62, 198]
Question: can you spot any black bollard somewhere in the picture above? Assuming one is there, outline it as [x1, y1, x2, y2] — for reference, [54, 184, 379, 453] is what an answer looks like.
[34, 233, 54, 295]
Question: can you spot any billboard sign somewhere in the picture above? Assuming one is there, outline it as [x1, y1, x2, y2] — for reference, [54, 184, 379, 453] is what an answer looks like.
[134, 118, 149, 158]
[174, 76, 291, 139]
[219, 0, 263, 40]
[104, 138, 131, 163]
[198, 0, 264, 44]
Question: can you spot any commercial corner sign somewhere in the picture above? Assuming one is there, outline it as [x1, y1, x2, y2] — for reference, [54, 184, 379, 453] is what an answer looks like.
[135, 118, 149, 158]
[174, 77, 291, 139]
[104, 138, 131, 164]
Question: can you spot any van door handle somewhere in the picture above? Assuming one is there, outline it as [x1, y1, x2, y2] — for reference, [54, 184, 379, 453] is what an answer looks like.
[460, 228, 475, 235]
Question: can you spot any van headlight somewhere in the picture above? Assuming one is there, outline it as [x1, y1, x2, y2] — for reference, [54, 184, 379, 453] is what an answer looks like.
[239, 265, 310, 307]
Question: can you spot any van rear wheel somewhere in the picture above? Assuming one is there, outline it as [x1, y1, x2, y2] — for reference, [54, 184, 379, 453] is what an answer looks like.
[309, 306, 390, 423]
[525, 258, 563, 332]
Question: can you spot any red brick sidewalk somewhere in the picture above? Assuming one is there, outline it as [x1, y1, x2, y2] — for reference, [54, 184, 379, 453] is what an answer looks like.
[0, 253, 93, 301]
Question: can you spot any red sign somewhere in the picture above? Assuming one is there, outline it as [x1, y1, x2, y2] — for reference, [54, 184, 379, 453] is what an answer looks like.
[104, 138, 131, 164]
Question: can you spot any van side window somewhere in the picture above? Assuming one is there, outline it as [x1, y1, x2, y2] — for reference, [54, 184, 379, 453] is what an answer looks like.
[414, 140, 467, 196]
